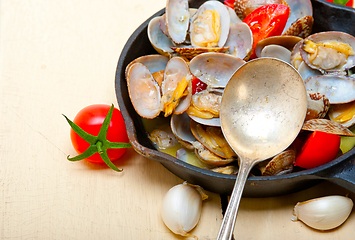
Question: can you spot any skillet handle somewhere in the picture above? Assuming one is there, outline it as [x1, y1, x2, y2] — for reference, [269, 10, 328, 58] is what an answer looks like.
[313, 153, 355, 193]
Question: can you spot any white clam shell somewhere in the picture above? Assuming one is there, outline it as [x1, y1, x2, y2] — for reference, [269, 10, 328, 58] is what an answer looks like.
[126, 62, 162, 119]
[165, 0, 190, 44]
[189, 52, 245, 88]
[304, 75, 355, 104]
[261, 45, 292, 64]
[189, 0, 230, 48]
[224, 22, 253, 60]
[300, 31, 355, 73]
[283, 0, 313, 35]
[148, 16, 175, 57]
[171, 113, 196, 149]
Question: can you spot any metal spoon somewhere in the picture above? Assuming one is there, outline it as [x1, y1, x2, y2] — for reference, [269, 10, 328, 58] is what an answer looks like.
[217, 58, 308, 240]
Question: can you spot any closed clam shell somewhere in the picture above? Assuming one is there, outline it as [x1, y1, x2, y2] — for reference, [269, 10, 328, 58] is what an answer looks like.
[126, 62, 162, 119]
[304, 75, 355, 104]
[305, 91, 329, 121]
[257, 149, 296, 176]
[234, 0, 287, 20]
[282, 0, 313, 35]
[282, 15, 313, 38]
[302, 118, 355, 136]
[165, 0, 190, 44]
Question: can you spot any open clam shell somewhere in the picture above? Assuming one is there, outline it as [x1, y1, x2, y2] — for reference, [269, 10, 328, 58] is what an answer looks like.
[304, 75, 355, 104]
[300, 31, 355, 74]
[189, 52, 245, 88]
[255, 35, 302, 58]
[171, 113, 197, 150]
[148, 16, 175, 57]
[126, 62, 162, 119]
[224, 22, 253, 60]
[165, 0, 190, 44]
[328, 101, 355, 128]
[189, 0, 230, 48]
[302, 118, 355, 136]
[190, 120, 237, 159]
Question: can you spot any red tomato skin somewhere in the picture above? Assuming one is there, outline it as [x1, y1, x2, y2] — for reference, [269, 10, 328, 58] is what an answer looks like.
[70, 104, 129, 164]
[192, 76, 207, 95]
[243, 4, 290, 58]
[224, 0, 235, 9]
[294, 131, 341, 169]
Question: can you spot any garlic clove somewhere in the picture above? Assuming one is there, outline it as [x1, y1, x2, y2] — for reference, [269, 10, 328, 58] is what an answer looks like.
[161, 182, 208, 238]
[291, 195, 353, 230]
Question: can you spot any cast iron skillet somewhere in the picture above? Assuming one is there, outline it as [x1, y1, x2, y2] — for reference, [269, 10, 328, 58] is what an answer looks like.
[115, 0, 355, 197]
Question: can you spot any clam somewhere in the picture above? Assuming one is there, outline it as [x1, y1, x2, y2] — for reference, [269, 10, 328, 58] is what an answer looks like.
[305, 91, 329, 121]
[189, 52, 245, 89]
[282, 15, 313, 38]
[148, 16, 175, 57]
[260, 45, 292, 63]
[186, 89, 222, 121]
[297, 61, 321, 81]
[126, 62, 162, 119]
[304, 75, 355, 104]
[300, 31, 355, 74]
[255, 35, 302, 59]
[224, 22, 253, 60]
[165, 0, 190, 44]
[189, 0, 230, 48]
[126, 56, 192, 119]
[257, 149, 296, 176]
[148, 127, 179, 149]
[328, 101, 355, 128]
[282, 0, 313, 36]
[190, 120, 238, 160]
[193, 141, 236, 166]
[234, 0, 289, 20]
[302, 118, 355, 136]
[171, 113, 197, 150]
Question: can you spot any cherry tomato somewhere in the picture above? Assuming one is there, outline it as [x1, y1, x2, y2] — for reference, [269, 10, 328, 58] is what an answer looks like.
[294, 131, 341, 169]
[192, 76, 207, 95]
[69, 104, 129, 164]
[224, 0, 235, 9]
[324, 0, 354, 7]
[243, 4, 290, 59]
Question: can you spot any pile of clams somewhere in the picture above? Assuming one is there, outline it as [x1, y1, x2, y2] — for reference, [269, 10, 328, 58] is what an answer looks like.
[125, 0, 355, 177]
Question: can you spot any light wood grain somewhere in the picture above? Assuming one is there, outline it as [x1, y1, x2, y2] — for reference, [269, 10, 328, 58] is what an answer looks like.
[1, 0, 354, 239]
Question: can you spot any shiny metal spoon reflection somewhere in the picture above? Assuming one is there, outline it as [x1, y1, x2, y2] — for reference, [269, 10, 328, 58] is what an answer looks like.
[217, 58, 307, 240]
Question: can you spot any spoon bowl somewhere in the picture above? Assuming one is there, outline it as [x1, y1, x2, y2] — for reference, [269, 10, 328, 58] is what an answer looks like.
[218, 58, 308, 239]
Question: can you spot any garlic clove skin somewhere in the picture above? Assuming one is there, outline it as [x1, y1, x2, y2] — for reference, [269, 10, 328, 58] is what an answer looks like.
[291, 195, 353, 230]
[161, 182, 208, 238]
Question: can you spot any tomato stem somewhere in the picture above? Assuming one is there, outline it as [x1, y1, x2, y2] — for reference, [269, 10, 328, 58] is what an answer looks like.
[64, 104, 130, 172]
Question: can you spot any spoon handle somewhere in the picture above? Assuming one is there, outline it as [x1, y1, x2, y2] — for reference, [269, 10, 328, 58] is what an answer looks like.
[217, 159, 253, 240]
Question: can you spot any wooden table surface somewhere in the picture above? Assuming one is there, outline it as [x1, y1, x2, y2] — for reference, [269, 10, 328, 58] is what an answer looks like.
[1, 0, 355, 239]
